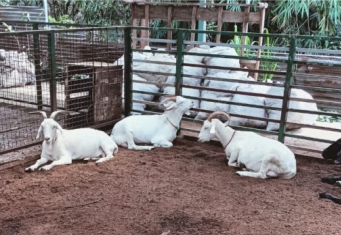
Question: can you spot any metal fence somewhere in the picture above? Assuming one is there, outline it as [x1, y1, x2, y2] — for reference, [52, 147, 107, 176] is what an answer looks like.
[0, 25, 125, 156]
[1, 24, 341, 159]
[124, 27, 341, 158]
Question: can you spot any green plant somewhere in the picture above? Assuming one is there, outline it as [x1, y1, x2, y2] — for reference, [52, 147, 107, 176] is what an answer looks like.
[317, 111, 341, 123]
[259, 28, 277, 82]
[229, 24, 256, 57]
[48, 15, 74, 24]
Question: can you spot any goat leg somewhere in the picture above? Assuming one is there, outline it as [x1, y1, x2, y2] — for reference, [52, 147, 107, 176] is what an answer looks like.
[321, 176, 341, 185]
[39, 157, 72, 171]
[25, 157, 48, 172]
[319, 192, 341, 205]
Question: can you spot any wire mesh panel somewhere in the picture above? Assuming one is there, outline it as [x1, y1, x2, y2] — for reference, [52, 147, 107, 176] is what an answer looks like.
[0, 32, 42, 153]
[0, 26, 124, 157]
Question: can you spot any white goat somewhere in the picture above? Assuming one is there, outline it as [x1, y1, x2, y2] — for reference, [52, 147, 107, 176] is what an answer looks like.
[25, 111, 118, 172]
[198, 111, 297, 179]
[111, 96, 194, 150]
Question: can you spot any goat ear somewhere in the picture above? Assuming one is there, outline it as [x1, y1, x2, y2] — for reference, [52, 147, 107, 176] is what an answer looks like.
[210, 122, 216, 134]
[162, 101, 177, 111]
[56, 123, 63, 135]
[36, 126, 42, 139]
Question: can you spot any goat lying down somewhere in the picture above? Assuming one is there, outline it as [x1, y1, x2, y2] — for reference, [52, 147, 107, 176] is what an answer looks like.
[322, 138, 341, 164]
[25, 111, 118, 172]
[111, 96, 194, 150]
[198, 111, 297, 179]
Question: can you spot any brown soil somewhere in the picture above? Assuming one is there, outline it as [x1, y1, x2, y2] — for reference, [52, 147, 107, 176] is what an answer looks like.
[1, 137, 341, 235]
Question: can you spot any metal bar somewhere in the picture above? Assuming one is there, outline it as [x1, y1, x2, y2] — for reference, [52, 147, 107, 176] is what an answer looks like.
[183, 52, 288, 63]
[32, 23, 43, 110]
[183, 74, 285, 87]
[182, 62, 287, 75]
[175, 30, 184, 96]
[187, 85, 283, 100]
[129, 27, 341, 42]
[0, 97, 62, 109]
[0, 20, 99, 27]
[47, 31, 57, 112]
[284, 133, 334, 144]
[131, 70, 174, 77]
[184, 40, 291, 52]
[278, 36, 296, 142]
[132, 37, 177, 44]
[286, 145, 323, 154]
[0, 26, 126, 36]
[124, 27, 133, 117]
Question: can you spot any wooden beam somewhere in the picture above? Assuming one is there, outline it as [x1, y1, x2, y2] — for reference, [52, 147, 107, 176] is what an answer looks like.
[167, 6, 172, 51]
[140, 4, 150, 49]
[190, 6, 197, 45]
[132, 19, 137, 49]
[215, 6, 223, 43]
[254, 6, 266, 81]
[133, 5, 261, 23]
[240, 5, 250, 57]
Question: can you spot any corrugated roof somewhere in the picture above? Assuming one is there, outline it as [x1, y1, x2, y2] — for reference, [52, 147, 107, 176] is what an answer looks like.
[0, 6, 46, 22]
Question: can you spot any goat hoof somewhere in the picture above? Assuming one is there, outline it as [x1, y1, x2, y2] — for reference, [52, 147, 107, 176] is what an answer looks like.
[24, 167, 34, 173]
[39, 166, 50, 171]
[319, 192, 330, 199]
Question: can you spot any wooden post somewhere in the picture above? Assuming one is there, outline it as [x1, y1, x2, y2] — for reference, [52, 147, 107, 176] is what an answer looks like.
[240, 5, 250, 57]
[132, 19, 137, 49]
[140, 4, 150, 49]
[132, 4, 137, 49]
[189, 6, 197, 50]
[167, 6, 173, 51]
[215, 6, 223, 43]
[254, 3, 267, 80]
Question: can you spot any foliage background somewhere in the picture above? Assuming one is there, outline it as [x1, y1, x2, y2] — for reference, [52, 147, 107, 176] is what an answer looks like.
[1, 0, 340, 49]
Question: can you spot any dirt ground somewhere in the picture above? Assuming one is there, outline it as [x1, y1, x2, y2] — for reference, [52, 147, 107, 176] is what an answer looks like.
[1, 137, 341, 235]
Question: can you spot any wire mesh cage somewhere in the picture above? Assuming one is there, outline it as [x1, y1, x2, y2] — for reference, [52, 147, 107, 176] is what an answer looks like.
[0, 25, 125, 156]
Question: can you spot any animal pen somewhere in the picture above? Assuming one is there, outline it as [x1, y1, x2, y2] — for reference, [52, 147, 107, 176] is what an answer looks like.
[0, 21, 125, 158]
[1, 21, 341, 162]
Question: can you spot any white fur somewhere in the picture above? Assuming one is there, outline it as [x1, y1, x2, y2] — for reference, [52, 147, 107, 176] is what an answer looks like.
[198, 113, 297, 179]
[25, 111, 118, 172]
[111, 96, 194, 150]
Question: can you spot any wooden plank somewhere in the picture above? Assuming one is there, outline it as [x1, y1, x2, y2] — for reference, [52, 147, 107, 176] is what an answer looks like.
[94, 66, 123, 124]
[222, 11, 260, 23]
[149, 5, 168, 20]
[139, 4, 150, 49]
[133, 2, 260, 7]
[241, 5, 250, 57]
[132, 4, 137, 49]
[254, 8, 266, 80]
[167, 6, 172, 51]
[172, 6, 193, 21]
[190, 6, 197, 44]
[134, 5, 261, 23]
[215, 6, 223, 43]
